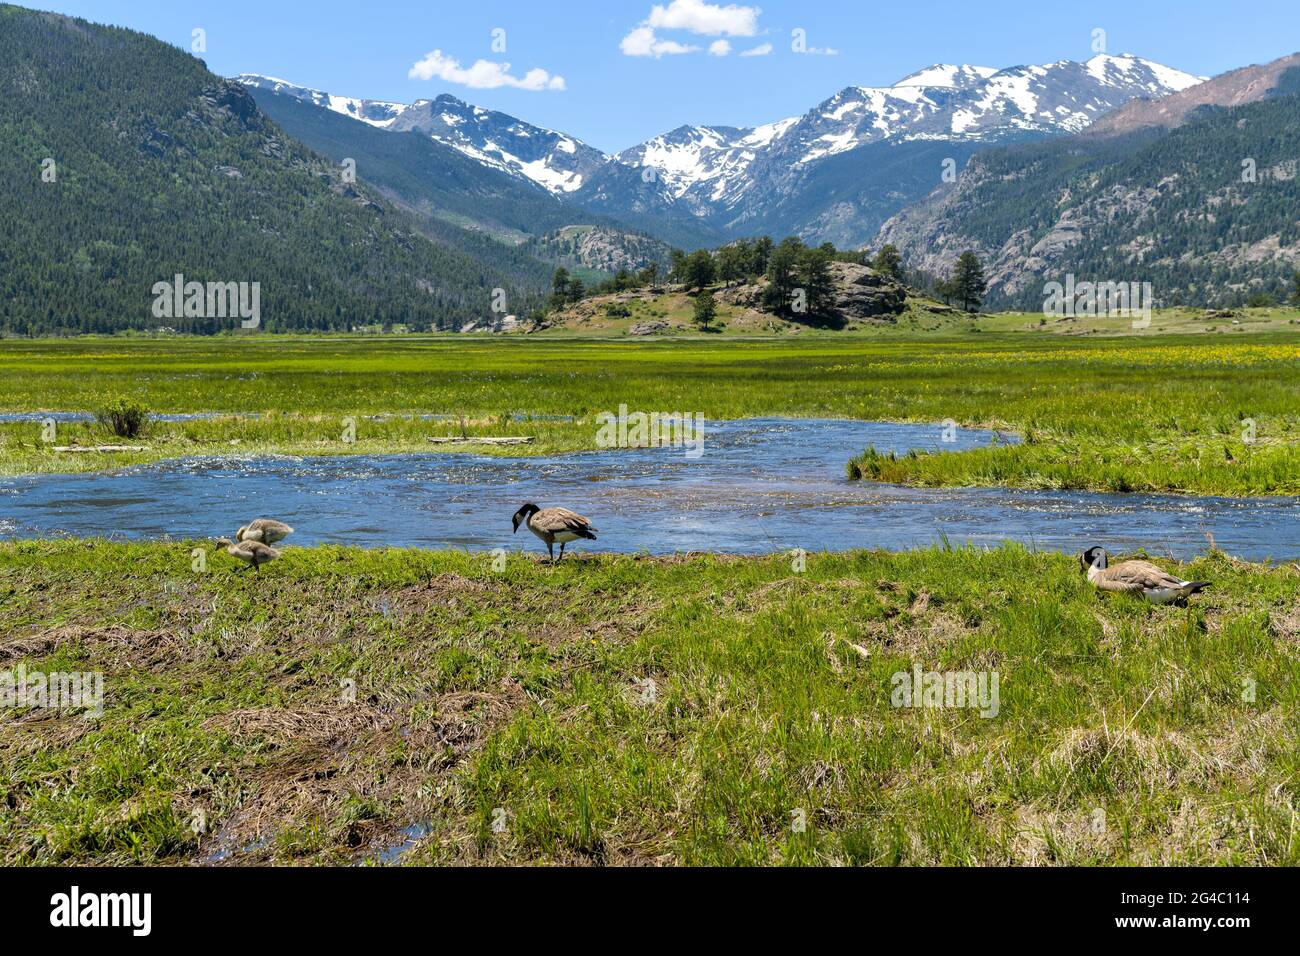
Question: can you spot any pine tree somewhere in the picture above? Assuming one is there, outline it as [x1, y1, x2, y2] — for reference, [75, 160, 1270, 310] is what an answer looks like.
[692, 290, 717, 330]
[872, 244, 903, 280]
[762, 237, 804, 315]
[668, 249, 688, 284]
[717, 242, 749, 286]
[952, 252, 987, 313]
[799, 243, 837, 315]
[0, 7, 540, 334]
[549, 268, 571, 311]
[683, 249, 716, 292]
[750, 236, 774, 279]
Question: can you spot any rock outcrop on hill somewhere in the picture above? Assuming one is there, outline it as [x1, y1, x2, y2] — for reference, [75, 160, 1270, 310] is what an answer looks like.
[832, 264, 909, 319]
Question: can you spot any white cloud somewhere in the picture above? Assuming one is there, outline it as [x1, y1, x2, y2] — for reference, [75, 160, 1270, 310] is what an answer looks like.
[407, 50, 566, 90]
[645, 0, 761, 37]
[620, 25, 700, 58]
[621, 1, 762, 58]
[738, 42, 772, 57]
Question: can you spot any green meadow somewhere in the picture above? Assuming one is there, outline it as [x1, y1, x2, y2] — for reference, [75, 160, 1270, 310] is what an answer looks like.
[2, 332, 1299, 495]
[2, 540, 1297, 866]
[2, 331, 1299, 867]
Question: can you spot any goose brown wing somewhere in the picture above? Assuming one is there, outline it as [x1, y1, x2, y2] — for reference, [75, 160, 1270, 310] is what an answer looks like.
[532, 508, 593, 534]
[1106, 560, 1183, 591]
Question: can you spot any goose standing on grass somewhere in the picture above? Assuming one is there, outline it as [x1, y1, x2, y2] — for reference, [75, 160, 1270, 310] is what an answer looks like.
[1080, 547, 1210, 604]
[236, 518, 294, 546]
[512, 503, 597, 561]
[215, 537, 281, 573]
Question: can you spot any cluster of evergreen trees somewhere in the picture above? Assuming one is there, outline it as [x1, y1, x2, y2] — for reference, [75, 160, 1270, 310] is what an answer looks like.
[665, 238, 864, 316]
[547, 264, 664, 311]
[548, 236, 845, 317]
[546, 235, 989, 318]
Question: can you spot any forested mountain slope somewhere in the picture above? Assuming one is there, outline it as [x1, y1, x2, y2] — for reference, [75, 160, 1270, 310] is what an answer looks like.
[0, 5, 541, 334]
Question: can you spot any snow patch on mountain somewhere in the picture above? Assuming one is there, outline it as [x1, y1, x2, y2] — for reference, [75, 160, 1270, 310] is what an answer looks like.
[1085, 54, 1206, 93]
[234, 74, 605, 194]
[893, 64, 999, 89]
[387, 95, 607, 194]
[234, 74, 405, 128]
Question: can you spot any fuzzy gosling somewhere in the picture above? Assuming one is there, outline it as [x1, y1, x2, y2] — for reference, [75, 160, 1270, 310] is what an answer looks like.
[215, 537, 281, 573]
[236, 518, 294, 546]
[1080, 546, 1210, 605]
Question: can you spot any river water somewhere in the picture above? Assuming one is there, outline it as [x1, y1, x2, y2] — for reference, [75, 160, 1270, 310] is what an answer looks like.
[2, 418, 1296, 559]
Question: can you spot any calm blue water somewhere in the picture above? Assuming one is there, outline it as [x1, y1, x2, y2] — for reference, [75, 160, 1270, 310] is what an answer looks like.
[1, 418, 1296, 560]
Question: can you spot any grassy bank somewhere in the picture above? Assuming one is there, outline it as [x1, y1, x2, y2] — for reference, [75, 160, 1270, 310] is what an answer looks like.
[1, 540, 1297, 866]
[2, 333, 1300, 494]
[0, 411, 593, 476]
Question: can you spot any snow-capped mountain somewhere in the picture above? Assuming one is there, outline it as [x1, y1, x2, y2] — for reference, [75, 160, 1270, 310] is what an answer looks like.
[613, 118, 799, 214]
[614, 55, 1206, 221]
[236, 74, 606, 194]
[235, 54, 1205, 246]
[385, 95, 607, 194]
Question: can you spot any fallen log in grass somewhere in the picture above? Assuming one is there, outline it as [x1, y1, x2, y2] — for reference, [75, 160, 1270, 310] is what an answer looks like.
[52, 445, 151, 453]
[426, 436, 534, 445]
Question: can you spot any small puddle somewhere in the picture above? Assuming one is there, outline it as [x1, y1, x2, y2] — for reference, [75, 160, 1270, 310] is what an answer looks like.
[202, 833, 269, 864]
[2, 418, 1297, 560]
[365, 822, 433, 866]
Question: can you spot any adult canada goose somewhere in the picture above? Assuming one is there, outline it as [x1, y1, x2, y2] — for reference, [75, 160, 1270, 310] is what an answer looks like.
[215, 537, 281, 573]
[236, 518, 294, 546]
[1080, 547, 1210, 604]
[512, 503, 597, 561]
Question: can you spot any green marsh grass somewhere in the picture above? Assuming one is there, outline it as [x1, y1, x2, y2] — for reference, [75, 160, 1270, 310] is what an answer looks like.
[1, 540, 1296, 866]
[3, 333, 1299, 494]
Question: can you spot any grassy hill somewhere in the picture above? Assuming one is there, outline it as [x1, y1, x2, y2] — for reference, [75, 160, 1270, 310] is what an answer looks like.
[535, 262, 967, 337]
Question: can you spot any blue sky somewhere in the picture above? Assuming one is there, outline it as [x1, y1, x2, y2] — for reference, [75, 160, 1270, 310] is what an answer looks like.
[33, 0, 1300, 152]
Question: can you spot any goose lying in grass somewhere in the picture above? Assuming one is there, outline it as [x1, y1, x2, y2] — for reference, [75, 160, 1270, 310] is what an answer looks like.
[512, 503, 597, 561]
[236, 518, 294, 546]
[215, 537, 280, 573]
[1080, 547, 1210, 604]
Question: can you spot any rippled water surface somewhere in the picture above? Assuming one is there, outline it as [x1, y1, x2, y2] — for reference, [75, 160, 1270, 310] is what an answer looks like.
[3, 418, 1297, 559]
